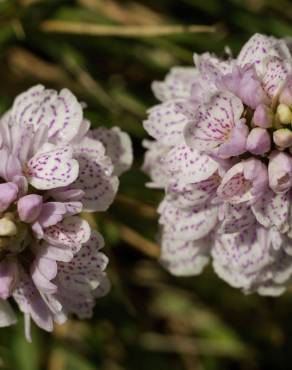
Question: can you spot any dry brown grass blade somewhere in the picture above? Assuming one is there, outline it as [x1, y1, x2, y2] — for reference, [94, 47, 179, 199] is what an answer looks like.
[41, 21, 217, 37]
[118, 223, 160, 258]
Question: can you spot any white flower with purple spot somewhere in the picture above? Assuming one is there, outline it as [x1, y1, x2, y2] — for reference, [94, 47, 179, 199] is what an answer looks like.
[143, 33, 292, 296]
[0, 85, 132, 340]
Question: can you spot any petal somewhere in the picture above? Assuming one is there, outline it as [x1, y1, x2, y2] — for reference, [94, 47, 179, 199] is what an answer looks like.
[160, 232, 209, 276]
[13, 268, 53, 332]
[11, 85, 83, 145]
[17, 194, 43, 223]
[143, 101, 187, 145]
[71, 137, 119, 212]
[152, 67, 198, 102]
[158, 200, 218, 241]
[252, 190, 289, 232]
[218, 203, 255, 234]
[164, 143, 219, 185]
[142, 140, 171, 188]
[262, 57, 292, 99]
[43, 216, 91, 252]
[184, 92, 244, 153]
[90, 127, 133, 176]
[0, 182, 18, 213]
[166, 174, 219, 209]
[237, 33, 291, 73]
[31, 257, 57, 294]
[27, 145, 79, 190]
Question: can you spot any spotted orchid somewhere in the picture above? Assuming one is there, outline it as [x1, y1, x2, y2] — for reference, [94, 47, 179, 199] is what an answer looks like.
[0, 85, 132, 339]
[143, 33, 292, 296]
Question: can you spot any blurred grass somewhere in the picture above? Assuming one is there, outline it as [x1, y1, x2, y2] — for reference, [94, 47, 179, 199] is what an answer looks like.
[0, 0, 292, 369]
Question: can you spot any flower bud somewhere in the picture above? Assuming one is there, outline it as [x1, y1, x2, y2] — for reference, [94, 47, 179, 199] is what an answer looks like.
[0, 183, 18, 213]
[0, 218, 17, 236]
[17, 195, 43, 223]
[276, 103, 292, 124]
[253, 104, 273, 128]
[246, 128, 271, 155]
[268, 150, 292, 193]
[273, 128, 292, 148]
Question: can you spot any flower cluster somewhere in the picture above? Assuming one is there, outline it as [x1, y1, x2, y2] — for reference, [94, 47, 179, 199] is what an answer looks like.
[0, 85, 132, 339]
[143, 33, 292, 296]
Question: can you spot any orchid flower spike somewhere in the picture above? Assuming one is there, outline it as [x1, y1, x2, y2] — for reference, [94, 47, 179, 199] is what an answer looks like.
[0, 85, 132, 340]
[143, 33, 292, 296]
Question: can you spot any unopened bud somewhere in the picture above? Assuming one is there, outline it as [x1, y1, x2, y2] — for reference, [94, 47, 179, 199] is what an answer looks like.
[246, 128, 271, 155]
[0, 218, 17, 237]
[253, 104, 273, 128]
[273, 128, 292, 148]
[276, 103, 292, 124]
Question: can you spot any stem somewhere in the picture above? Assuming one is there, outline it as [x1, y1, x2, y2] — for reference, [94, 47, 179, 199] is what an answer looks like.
[40, 21, 217, 37]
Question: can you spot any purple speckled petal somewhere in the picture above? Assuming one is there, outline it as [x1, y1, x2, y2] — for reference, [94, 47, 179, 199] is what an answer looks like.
[158, 200, 218, 241]
[184, 91, 244, 154]
[217, 203, 255, 234]
[42, 216, 90, 250]
[166, 174, 219, 209]
[237, 33, 291, 74]
[164, 143, 219, 185]
[160, 232, 210, 276]
[27, 145, 79, 190]
[71, 136, 119, 212]
[142, 140, 171, 189]
[11, 85, 83, 145]
[262, 57, 292, 99]
[143, 101, 188, 145]
[90, 127, 133, 176]
[252, 190, 289, 232]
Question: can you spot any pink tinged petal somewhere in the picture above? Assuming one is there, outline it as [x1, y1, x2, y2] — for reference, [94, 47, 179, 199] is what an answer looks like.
[217, 203, 255, 234]
[246, 128, 271, 155]
[217, 159, 268, 204]
[158, 200, 218, 241]
[273, 129, 292, 149]
[90, 127, 133, 176]
[152, 67, 198, 102]
[17, 195, 43, 223]
[13, 268, 53, 334]
[164, 144, 219, 185]
[252, 190, 289, 232]
[166, 174, 219, 209]
[38, 242, 74, 263]
[72, 137, 119, 212]
[27, 145, 79, 190]
[36, 202, 67, 228]
[31, 257, 57, 294]
[216, 119, 249, 159]
[5, 154, 22, 182]
[0, 259, 18, 299]
[142, 140, 171, 189]
[143, 101, 188, 145]
[268, 151, 292, 193]
[11, 85, 83, 145]
[160, 233, 209, 276]
[217, 65, 269, 109]
[10, 125, 34, 164]
[237, 33, 291, 73]
[184, 91, 244, 155]
[0, 300, 17, 327]
[65, 202, 83, 216]
[0, 182, 18, 213]
[253, 104, 273, 128]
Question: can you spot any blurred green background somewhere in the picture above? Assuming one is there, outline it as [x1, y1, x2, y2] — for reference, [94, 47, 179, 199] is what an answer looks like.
[1, 0, 292, 369]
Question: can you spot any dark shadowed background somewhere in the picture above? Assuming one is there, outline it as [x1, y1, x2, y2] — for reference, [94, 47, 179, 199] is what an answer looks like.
[0, 1, 292, 369]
